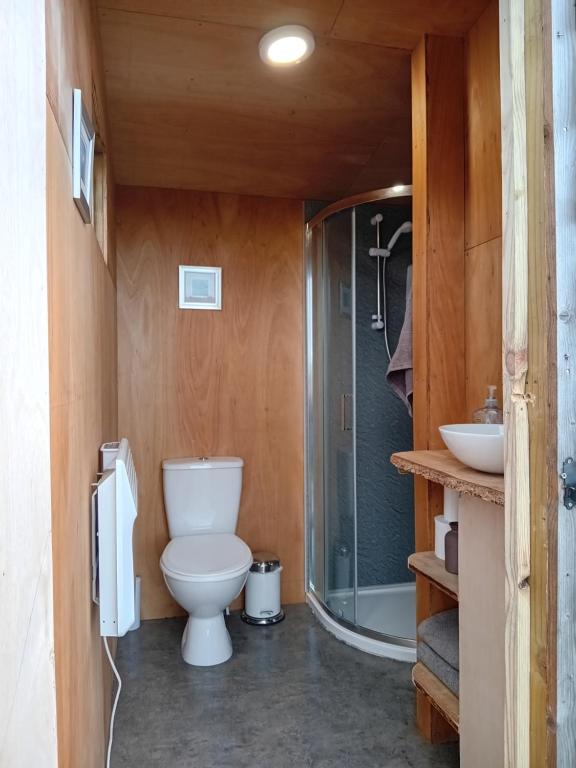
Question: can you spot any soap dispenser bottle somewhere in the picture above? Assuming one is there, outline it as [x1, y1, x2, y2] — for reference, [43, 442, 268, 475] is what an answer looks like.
[472, 385, 503, 424]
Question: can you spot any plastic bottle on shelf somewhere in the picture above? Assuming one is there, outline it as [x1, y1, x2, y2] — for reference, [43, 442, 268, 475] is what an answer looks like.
[472, 385, 503, 424]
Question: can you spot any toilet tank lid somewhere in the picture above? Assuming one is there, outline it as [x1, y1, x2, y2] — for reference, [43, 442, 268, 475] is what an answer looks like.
[162, 456, 244, 470]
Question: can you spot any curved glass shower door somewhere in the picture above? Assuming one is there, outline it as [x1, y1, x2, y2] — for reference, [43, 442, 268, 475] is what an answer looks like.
[306, 208, 356, 626]
[306, 187, 416, 658]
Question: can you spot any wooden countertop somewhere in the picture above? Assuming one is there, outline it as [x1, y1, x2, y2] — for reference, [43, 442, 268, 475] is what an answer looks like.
[391, 449, 504, 506]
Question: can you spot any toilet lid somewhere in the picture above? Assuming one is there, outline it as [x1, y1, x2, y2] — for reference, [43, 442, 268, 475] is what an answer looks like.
[160, 534, 252, 581]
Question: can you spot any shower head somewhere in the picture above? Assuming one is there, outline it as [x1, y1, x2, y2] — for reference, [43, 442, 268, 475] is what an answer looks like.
[370, 213, 383, 226]
[385, 221, 412, 253]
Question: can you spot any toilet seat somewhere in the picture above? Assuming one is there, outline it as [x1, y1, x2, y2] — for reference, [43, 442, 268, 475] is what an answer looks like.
[160, 533, 252, 582]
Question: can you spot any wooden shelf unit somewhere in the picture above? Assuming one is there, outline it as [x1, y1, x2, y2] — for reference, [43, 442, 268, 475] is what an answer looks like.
[390, 449, 504, 506]
[412, 662, 460, 734]
[408, 551, 459, 601]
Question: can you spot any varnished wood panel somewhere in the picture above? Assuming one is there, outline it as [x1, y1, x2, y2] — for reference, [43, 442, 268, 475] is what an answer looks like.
[0, 3, 58, 765]
[332, 0, 491, 50]
[412, 36, 466, 455]
[465, 0, 502, 249]
[116, 187, 304, 619]
[99, 0, 490, 50]
[97, 7, 411, 199]
[47, 104, 118, 768]
[411, 35, 467, 743]
[465, 239, 503, 415]
[98, 0, 343, 33]
[47, 0, 117, 279]
[46, 2, 118, 767]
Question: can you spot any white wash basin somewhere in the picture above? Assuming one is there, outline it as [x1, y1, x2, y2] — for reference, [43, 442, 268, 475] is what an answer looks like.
[439, 424, 504, 475]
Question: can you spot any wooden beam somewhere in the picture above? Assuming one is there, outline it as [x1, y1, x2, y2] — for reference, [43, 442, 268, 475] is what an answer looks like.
[499, 1, 531, 765]
[524, 1, 558, 765]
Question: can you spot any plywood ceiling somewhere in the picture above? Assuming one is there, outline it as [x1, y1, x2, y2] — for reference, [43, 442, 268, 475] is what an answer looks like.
[97, 1, 489, 199]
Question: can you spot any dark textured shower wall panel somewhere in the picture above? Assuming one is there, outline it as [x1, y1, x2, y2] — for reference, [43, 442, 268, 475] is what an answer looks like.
[355, 203, 414, 588]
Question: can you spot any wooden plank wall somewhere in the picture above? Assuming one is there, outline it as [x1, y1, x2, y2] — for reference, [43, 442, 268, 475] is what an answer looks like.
[46, 1, 118, 766]
[0, 3, 59, 766]
[411, 7, 504, 743]
[465, 0, 503, 416]
[116, 187, 305, 620]
[411, 33, 466, 743]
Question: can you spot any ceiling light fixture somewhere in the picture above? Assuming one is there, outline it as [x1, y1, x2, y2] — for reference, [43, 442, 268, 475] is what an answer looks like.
[259, 25, 315, 66]
[392, 184, 406, 193]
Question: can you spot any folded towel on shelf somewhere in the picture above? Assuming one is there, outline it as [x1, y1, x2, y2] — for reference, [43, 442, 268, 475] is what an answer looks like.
[386, 265, 413, 416]
[418, 608, 459, 670]
[417, 641, 459, 696]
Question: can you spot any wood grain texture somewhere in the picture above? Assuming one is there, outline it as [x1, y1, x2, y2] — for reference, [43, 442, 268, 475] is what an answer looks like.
[46, 2, 118, 766]
[333, 0, 489, 50]
[465, 238, 503, 415]
[551, 2, 576, 766]
[97, 0, 343, 33]
[411, 35, 467, 560]
[464, 0, 503, 422]
[116, 187, 304, 619]
[524, 1, 558, 765]
[459, 497, 506, 768]
[392, 450, 504, 506]
[411, 36, 467, 454]
[411, 35, 467, 743]
[46, 0, 117, 279]
[97, 6, 411, 200]
[0, 3, 58, 765]
[98, 0, 490, 50]
[412, 663, 460, 734]
[408, 552, 459, 601]
[499, 1, 532, 765]
[47, 104, 118, 768]
[465, 0, 502, 250]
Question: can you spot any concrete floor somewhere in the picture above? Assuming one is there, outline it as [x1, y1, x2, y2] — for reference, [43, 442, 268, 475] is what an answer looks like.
[112, 604, 459, 768]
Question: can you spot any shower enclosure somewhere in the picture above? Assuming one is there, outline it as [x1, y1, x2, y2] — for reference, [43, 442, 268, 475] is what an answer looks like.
[305, 187, 416, 662]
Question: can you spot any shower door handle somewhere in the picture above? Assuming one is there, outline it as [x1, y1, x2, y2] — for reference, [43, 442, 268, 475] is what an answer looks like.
[340, 394, 353, 432]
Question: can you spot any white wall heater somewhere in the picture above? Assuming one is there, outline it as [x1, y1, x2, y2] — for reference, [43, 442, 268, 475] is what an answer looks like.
[91, 438, 138, 637]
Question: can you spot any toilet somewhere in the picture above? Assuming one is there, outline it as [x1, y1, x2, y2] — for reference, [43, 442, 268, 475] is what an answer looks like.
[160, 456, 252, 666]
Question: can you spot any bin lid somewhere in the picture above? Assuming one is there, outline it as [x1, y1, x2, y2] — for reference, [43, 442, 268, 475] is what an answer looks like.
[250, 551, 281, 573]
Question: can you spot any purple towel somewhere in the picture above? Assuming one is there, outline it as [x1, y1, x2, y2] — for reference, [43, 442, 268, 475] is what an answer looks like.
[386, 265, 413, 416]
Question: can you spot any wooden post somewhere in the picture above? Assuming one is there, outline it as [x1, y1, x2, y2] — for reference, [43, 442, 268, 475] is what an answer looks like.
[499, 1, 532, 765]
[524, 1, 559, 765]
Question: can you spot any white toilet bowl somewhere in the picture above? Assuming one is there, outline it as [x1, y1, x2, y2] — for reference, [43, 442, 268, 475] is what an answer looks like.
[160, 532, 252, 666]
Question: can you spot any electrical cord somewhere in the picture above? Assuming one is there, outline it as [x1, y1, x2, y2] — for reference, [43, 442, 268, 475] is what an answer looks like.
[103, 636, 122, 768]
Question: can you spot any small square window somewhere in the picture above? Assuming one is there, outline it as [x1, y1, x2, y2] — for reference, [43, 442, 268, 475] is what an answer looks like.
[179, 266, 222, 310]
